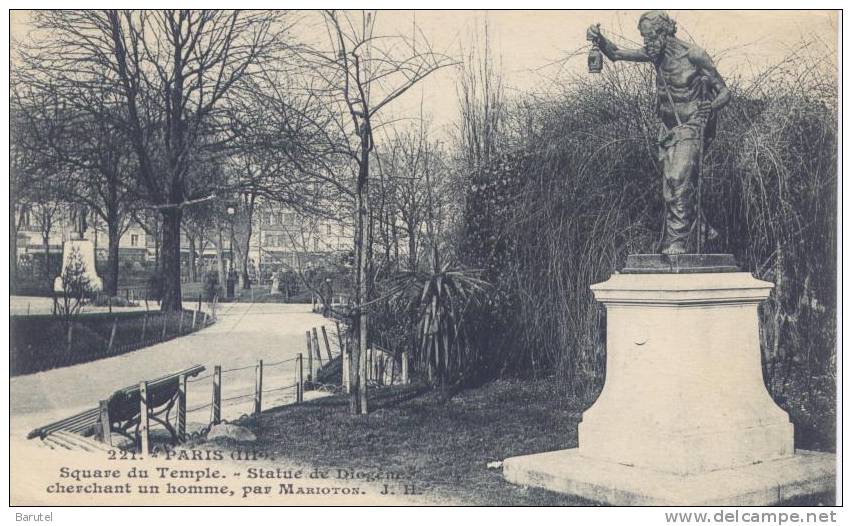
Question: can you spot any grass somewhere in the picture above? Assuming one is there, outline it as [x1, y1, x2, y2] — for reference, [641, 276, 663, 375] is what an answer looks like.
[237, 378, 591, 505]
[207, 377, 836, 506]
[10, 309, 212, 376]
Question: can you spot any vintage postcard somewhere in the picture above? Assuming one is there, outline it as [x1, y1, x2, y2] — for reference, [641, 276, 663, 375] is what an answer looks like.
[7, 8, 840, 510]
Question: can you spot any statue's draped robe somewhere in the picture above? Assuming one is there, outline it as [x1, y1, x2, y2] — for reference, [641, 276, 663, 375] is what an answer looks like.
[655, 51, 718, 253]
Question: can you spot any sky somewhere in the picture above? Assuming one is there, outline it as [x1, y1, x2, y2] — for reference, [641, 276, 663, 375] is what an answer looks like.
[364, 10, 839, 138]
[11, 10, 839, 140]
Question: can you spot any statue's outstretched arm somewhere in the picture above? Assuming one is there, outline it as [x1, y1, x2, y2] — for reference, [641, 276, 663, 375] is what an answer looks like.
[587, 25, 650, 62]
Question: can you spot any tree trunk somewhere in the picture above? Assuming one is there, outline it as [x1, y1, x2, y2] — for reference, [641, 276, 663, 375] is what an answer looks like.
[105, 214, 120, 296]
[160, 208, 183, 311]
[10, 200, 18, 295]
[352, 153, 370, 415]
[241, 196, 256, 289]
[188, 234, 197, 283]
[42, 233, 51, 284]
[153, 223, 161, 272]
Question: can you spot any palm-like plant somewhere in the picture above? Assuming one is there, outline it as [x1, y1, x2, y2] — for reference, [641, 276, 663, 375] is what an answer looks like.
[390, 247, 489, 391]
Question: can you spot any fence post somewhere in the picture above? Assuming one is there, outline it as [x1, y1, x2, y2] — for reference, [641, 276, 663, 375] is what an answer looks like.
[342, 340, 351, 393]
[296, 353, 305, 404]
[321, 326, 333, 361]
[212, 365, 222, 425]
[312, 328, 323, 367]
[197, 294, 202, 312]
[202, 312, 208, 327]
[98, 399, 112, 446]
[108, 295, 112, 313]
[305, 331, 313, 384]
[161, 312, 168, 340]
[141, 313, 148, 343]
[254, 360, 264, 416]
[177, 374, 187, 442]
[191, 310, 198, 331]
[107, 317, 118, 354]
[178, 310, 185, 335]
[335, 321, 344, 354]
[401, 350, 409, 384]
[139, 381, 150, 454]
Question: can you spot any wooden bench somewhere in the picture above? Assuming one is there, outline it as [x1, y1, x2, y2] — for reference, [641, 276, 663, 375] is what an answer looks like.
[27, 365, 205, 452]
[41, 430, 113, 453]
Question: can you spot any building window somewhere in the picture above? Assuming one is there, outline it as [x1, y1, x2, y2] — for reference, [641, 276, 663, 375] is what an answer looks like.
[130, 234, 139, 247]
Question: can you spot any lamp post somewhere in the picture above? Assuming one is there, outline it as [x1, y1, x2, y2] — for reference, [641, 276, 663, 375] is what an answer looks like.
[226, 204, 236, 299]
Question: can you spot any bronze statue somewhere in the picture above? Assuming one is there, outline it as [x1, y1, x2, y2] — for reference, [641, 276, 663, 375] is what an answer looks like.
[587, 11, 730, 255]
[69, 204, 88, 239]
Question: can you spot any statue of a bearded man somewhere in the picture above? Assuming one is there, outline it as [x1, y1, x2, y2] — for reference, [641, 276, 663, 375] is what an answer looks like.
[588, 11, 730, 254]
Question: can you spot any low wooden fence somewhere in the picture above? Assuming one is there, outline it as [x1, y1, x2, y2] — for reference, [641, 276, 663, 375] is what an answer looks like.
[306, 320, 410, 392]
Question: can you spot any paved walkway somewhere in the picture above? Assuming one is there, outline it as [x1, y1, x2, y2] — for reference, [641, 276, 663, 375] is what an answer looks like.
[10, 301, 449, 505]
[10, 302, 337, 437]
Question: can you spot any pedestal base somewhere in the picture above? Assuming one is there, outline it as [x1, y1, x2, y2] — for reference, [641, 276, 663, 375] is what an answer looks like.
[501, 268, 836, 504]
[54, 239, 102, 293]
[503, 449, 835, 505]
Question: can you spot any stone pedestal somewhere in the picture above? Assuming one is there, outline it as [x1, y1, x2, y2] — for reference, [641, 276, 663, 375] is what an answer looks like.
[54, 239, 103, 293]
[503, 260, 835, 505]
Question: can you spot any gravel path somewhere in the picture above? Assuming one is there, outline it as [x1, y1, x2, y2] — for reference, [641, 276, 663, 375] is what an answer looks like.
[10, 302, 338, 438]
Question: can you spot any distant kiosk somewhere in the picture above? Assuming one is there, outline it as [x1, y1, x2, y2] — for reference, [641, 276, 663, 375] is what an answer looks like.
[54, 217, 103, 294]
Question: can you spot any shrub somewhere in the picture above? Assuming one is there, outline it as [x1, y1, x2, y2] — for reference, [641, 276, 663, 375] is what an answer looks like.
[91, 294, 137, 308]
[455, 46, 837, 405]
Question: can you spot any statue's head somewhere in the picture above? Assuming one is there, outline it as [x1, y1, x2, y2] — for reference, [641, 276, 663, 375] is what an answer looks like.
[638, 10, 677, 61]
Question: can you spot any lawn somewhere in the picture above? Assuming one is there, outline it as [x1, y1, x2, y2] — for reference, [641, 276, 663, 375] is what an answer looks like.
[211, 377, 836, 506]
[10, 309, 213, 376]
[208, 379, 589, 505]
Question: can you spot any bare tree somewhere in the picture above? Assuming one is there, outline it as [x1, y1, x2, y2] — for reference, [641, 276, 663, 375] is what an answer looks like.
[298, 10, 456, 414]
[11, 81, 140, 296]
[21, 10, 293, 310]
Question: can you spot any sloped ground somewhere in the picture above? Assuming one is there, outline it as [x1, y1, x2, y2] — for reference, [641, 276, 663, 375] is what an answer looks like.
[229, 379, 836, 506]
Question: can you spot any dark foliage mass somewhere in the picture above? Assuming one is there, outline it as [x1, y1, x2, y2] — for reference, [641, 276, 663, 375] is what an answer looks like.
[455, 49, 837, 443]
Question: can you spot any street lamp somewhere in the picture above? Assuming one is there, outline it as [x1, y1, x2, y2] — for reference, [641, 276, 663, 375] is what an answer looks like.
[226, 203, 237, 299]
[226, 205, 236, 268]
